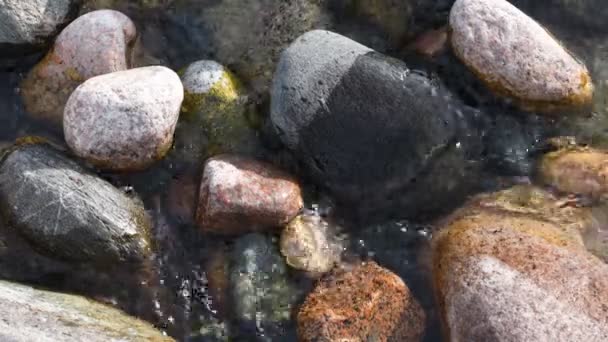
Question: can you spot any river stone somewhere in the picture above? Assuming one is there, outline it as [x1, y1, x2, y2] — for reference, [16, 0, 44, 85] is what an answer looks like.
[230, 233, 300, 339]
[0, 0, 77, 54]
[353, 0, 413, 42]
[196, 154, 303, 235]
[21, 9, 136, 126]
[271, 29, 481, 219]
[433, 186, 608, 341]
[449, 0, 592, 112]
[0, 280, 172, 341]
[0, 142, 152, 265]
[174, 60, 260, 165]
[64, 66, 183, 171]
[297, 261, 426, 342]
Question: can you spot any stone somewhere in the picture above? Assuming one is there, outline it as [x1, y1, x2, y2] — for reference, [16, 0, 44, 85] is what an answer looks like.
[271, 29, 482, 219]
[174, 60, 261, 165]
[409, 26, 448, 58]
[279, 213, 343, 275]
[353, 0, 413, 42]
[0, 0, 77, 54]
[538, 144, 608, 200]
[433, 186, 608, 341]
[166, 173, 198, 225]
[0, 280, 172, 341]
[196, 155, 303, 235]
[64, 66, 183, 171]
[0, 141, 152, 265]
[21, 9, 136, 125]
[230, 233, 300, 339]
[449, 0, 592, 113]
[297, 261, 425, 342]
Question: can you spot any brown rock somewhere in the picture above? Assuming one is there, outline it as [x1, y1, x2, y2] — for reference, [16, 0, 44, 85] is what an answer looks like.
[297, 262, 425, 342]
[433, 186, 608, 341]
[196, 155, 303, 235]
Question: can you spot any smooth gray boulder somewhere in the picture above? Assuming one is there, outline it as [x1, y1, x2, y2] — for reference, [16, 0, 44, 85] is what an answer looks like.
[0, 0, 77, 54]
[0, 141, 152, 265]
[0, 280, 172, 341]
[271, 29, 481, 219]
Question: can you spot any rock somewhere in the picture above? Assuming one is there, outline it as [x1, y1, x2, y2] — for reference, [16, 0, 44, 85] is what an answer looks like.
[230, 233, 300, 339]
[297, 261, 425, 342]
[0, 0, 77, 55]
[271, 29, 481, 219]
[353, 0, 413, 42]
[64, 66, 183, 171]
[166, 173, 198, 225]
[508, 0, 608, 34]
[433, 185, 608, 341]
[279, 213, 343, 275]
[449, 0, 592, 112]
[0, 280, 172, 341]
[409, 26, 448, 58]
[0, 141, 152, 265]
[538, 144, 608, 200]
[174, 60, 261, 165]
[196, 155, 303, 235]
[21, 9, 136, 125]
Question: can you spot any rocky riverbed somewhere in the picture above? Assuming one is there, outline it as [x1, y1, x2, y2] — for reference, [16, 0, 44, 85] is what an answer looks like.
[1, 0, 608, 341]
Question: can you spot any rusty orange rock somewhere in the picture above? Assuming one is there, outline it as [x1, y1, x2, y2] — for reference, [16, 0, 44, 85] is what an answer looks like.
[297, 261, 425, 342]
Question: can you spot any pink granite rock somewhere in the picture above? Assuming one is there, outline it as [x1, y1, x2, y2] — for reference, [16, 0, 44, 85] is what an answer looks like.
[196, 155, 303, 235]
[21, 10, 136, 125]
[64, 66, 183, 171]
[449, 0, 592, 112]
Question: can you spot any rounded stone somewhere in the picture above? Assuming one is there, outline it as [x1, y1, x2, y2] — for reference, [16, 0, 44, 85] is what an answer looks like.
[64, 66, 184, 171]
[449, 0, 593, 112]
[21, 9, 136, 125]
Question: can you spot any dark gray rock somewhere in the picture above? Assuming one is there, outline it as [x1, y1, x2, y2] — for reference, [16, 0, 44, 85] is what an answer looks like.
[0, 0, 78, 55]
[271, 30, 482, 219]
[0, 142, 152, 266]
[0, 280, 173, 341]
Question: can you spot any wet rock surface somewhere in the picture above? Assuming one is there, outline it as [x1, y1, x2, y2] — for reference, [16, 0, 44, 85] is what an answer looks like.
[196, 154, 303, 235]
[297, 261, 426, 342]
[0, 142, 152, 265]
[0, 280, 172, 341]
[450, 0, 592, 112]
[64, 66, 183, 171]
[20, 9, 136, 125]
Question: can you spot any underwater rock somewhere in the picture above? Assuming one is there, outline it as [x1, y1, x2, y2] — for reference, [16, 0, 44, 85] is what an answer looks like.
[64, 66, 183, 171]
[20, 9, 136, 126]
[0, 142, 152, 265]
[297, 261, 425, 342]
[353, 0, 413, 43]
[450, 0, 592, 112]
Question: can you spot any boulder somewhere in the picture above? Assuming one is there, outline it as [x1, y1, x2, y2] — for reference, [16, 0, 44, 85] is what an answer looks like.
[64, 66, 183, 171]
[21, 9, 136, 125]
[0, 280, 172, 341]
[297, 261, 425, 341]
[449, 0, 592, 112]
[0, 141, 152, 265]
[433, 185, 608, 341]
[0, 0, 77, 55]
[196, 154, 303, 235]
[271, 29, 481, 219]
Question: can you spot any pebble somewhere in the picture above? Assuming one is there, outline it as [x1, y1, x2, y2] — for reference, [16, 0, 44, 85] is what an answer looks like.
[64, 66, 183, 171]
[196, 154, 303, 235]
[449, 0, 593, 112]
[297, 261, 425, 341]
[21, 9, 136, 125]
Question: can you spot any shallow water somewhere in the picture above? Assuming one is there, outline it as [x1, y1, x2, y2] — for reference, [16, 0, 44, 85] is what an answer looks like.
[1, 0, 607, 341]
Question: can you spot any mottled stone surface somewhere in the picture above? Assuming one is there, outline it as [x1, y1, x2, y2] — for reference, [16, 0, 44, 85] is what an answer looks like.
[450, 0, 592, 112]
[64, 66, 183, 171]
[538, 145, 608, 200]
[0, 0, 76, 52]
[271, 29, 482, 219]
[280, 213, 342, 275]
[297, 261, 425, 342]
[196, 155, 303, 235]
[0, 142, 152, 265]
[0, 280, 173, 341]
[21, 9, 136, 125]
[433, 186, 608, 341]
